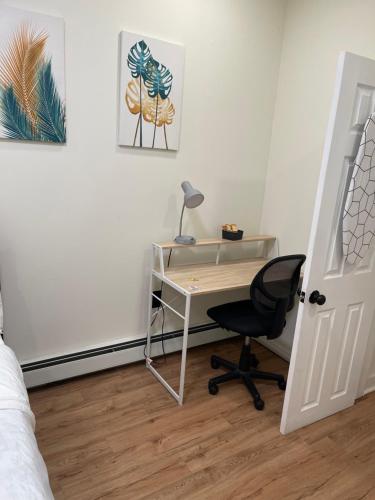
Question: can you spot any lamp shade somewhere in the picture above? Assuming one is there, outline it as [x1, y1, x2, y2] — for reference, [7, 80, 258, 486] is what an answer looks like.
[181, 181, 204, 209]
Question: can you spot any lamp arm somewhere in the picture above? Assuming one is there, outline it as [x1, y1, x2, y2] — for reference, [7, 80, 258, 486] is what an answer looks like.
[178, 202, 186, 237]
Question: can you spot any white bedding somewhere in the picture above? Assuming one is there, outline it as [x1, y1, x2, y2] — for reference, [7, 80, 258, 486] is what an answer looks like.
[0, 337, 53, 499]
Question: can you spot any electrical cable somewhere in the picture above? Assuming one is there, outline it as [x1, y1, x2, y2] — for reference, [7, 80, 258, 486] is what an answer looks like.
[144, 249, 173, 361]
[160, 303, 166, 359]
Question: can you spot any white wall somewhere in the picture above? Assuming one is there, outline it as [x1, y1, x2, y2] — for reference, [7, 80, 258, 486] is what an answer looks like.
[0, 0, 287, 363]
[262, 0, 375, 255]
[260, 0, 375, 358]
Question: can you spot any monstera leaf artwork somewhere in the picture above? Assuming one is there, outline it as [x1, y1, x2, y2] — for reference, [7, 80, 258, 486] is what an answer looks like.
[125, 77, 176, 148]
[145, 59, 173, 147]
[0, 7, 66, 143]
[125, 78, 154, 146]
[126, 40, 152, 147]
[145, 60, 172, 98]
[144, 97, 175, 149]
[119, 32, 184, 151]
[127, 40, 152, 81]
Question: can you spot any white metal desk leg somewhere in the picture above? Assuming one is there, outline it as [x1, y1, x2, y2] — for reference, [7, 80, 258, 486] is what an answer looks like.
[145, 274, 154, 359]
[178, 293, 191, 405]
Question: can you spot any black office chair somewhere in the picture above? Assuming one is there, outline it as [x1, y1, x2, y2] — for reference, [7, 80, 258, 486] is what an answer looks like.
[207, 254, 306, 410]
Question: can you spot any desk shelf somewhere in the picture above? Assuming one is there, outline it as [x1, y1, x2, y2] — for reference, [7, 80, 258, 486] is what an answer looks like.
[153, 234, 275, 274]
[154, 235, 275, 250]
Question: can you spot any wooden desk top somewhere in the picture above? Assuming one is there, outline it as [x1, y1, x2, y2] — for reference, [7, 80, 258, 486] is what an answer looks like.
[164, 258, 268, 295]
[154, 235, 275, 250]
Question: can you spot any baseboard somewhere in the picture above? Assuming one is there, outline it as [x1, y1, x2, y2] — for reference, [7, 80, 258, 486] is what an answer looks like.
[23, 323, 237, 388]
[255, 337, 291, 362]
[362, 378, 375, 396]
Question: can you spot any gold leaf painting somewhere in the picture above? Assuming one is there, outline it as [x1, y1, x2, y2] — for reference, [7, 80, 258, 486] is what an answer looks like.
[125, 78, 175, 147]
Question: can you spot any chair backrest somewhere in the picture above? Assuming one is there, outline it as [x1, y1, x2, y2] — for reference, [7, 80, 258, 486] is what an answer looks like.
[250, 255, 306, 339]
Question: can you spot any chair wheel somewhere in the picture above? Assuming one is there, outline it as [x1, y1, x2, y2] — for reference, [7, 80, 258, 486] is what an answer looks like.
[254, 398, 265, 411]
[208, 382, 219, 395]
[278, 379, 287, 390]
[210, 357, 221, 370]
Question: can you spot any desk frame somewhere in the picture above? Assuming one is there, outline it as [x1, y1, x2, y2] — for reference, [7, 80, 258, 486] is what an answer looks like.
[145, 236, 276, 405]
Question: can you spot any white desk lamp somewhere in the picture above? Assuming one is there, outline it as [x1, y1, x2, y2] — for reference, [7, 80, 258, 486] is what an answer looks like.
[175, 181, 204, 245]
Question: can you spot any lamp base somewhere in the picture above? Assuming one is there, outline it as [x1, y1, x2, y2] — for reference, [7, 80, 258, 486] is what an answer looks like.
[174, 235, 196, 245]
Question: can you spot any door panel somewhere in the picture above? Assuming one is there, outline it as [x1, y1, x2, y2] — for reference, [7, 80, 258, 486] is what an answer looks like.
[332, 303, 362, 397]
[358, 309, 375, 396]
[302, 309, 334, 410]
[281, 52, 375, 434]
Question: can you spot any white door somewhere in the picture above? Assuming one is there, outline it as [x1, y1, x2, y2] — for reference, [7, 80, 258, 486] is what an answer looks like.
[281, 52, 375, 434]
[357, 310, 375, 396]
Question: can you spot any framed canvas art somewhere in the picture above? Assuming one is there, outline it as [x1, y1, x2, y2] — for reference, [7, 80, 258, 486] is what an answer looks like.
[118, 31, 185, 151]
[0, 6, 66, 143]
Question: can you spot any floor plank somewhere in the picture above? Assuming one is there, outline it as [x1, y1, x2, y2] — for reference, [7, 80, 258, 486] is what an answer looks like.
[28, 338, 375, 500]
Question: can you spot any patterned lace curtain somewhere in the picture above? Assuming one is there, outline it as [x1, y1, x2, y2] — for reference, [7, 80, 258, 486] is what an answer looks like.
[343, 113, 375, 264]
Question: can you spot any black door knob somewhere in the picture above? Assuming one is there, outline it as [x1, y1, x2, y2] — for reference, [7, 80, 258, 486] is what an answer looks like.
[309, 290, 326, 305]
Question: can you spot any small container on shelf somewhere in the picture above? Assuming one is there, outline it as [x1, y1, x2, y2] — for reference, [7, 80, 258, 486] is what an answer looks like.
[221, 224, 243, 241]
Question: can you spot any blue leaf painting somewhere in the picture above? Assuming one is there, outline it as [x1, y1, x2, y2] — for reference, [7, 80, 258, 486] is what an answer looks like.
[0, 85, 36, 140]
[37, 60, 66, 143]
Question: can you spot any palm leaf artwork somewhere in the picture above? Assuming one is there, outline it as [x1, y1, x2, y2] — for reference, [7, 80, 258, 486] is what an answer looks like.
[37, 60, 66, 142]
[0, 23, 66, 143]
[144, 58, 173, 148]
[0, 85, 36, 140]
[0, 24, 47, 129]
[127, 40, 152, 147]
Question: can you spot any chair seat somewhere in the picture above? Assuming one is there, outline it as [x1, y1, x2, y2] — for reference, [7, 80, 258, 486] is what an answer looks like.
[207, 300, 274, 337]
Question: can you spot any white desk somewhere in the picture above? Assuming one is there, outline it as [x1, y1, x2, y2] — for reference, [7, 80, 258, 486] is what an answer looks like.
[145, 235, 276, 404]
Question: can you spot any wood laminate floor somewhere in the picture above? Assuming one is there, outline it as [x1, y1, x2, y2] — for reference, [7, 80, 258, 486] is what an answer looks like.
[29, 338, 375, 500]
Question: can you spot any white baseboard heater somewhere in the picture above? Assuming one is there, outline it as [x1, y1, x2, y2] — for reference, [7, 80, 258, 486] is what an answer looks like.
[22, 323, 290, 388]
